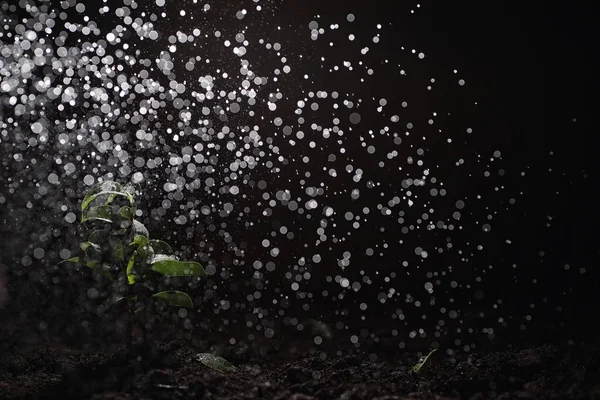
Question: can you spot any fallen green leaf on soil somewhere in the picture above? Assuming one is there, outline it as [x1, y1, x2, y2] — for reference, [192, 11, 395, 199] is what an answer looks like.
[411, 348, 438, 377]
[195, 353, 238, 373]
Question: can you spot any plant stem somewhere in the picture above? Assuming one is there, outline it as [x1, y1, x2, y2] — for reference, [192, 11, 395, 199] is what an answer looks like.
[127, 297, 136, 348]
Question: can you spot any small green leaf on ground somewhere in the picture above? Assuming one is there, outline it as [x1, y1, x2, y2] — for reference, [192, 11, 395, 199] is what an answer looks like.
[411, 348, 438, 377]
[195, 353, 238, 373]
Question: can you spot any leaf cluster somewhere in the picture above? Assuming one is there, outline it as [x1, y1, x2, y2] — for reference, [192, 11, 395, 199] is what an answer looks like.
[60, 181, 205, 311]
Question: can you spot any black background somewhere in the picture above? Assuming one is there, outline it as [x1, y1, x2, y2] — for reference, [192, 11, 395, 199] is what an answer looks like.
[0, 0, 595, 350]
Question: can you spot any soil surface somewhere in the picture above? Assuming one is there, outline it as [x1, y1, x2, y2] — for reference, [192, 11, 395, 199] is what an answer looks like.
[1, 336, 598, 400]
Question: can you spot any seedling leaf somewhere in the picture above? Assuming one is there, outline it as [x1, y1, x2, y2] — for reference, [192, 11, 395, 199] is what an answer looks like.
[88, 229, 107, 244]
[108, 237, 125, 261]
[411, 348, 438, 377]
[80, 241, 101, 254]
[130, 234, 148, 248]
[152, 290, 194, 308]
[148, 240, 174, 255]
[123, 181, 140, 198]
[82, 190, 133, 211]
[195, 353, 237, 373]
[119, 206, 134, 220]
[151, 259, 207, 277]
[150, 254, 178, 263]
[112, 296, 127, 305]
[81, 205, 113, 224]
[81, 181, 134, 212]
[57, 256, 108, 279]
[57, 257, 80, 265]
[131, 219, 149, 238]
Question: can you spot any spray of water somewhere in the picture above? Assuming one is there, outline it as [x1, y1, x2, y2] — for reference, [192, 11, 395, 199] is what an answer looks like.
[0, 1, 513, 354]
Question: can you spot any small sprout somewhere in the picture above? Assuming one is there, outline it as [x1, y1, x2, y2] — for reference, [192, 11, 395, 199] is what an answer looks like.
[58, 181, 207, 349]
[59, 181, 231, 369]
[410, 348, 438, 378]
[195, 353, 238, 373]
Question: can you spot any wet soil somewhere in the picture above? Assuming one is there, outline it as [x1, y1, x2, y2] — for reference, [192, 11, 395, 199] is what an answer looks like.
[1, 335, 598, 400]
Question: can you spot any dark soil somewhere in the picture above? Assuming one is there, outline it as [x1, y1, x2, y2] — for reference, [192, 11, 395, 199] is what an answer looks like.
[1, 336, 599, 400]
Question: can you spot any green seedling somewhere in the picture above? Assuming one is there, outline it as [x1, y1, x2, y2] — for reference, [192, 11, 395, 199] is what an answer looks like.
[57, 181, 225, 361]
[410, 348, 438, 378]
